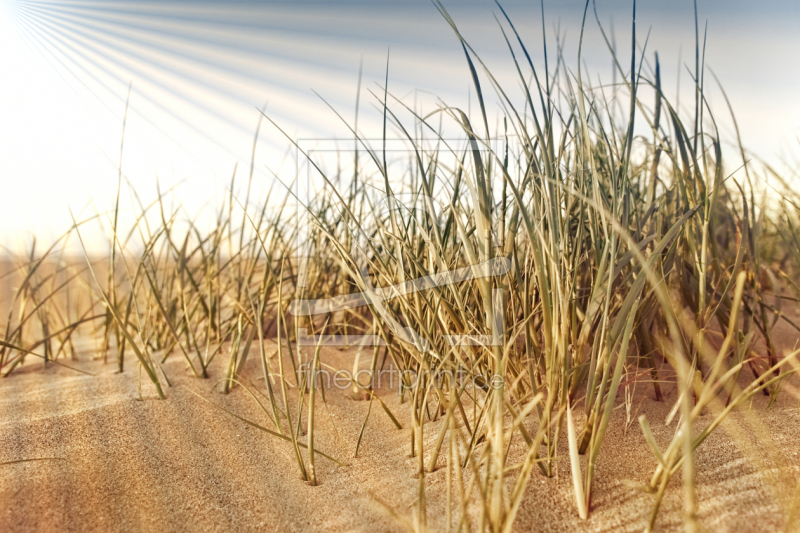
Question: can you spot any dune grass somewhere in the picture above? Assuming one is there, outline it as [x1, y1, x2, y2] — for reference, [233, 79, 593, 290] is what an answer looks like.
[2, 1, 800, 531]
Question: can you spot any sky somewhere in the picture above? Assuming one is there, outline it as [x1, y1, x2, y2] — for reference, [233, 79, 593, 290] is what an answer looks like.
[1, 0, 799, 252]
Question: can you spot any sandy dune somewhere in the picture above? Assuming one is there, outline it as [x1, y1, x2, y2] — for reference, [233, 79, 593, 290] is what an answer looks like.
[1, 326, 799, 532]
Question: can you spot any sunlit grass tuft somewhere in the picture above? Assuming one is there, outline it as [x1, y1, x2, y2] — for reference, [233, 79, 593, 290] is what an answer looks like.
[2, 1, 800, 531]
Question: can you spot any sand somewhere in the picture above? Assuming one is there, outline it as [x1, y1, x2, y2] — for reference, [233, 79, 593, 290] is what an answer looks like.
[1, 320, 799, 532]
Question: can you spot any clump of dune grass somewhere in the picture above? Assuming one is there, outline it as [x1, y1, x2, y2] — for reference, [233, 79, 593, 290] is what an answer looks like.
[2, 1, 800, 532]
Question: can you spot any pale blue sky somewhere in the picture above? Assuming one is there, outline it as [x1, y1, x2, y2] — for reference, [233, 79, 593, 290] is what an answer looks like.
[1, 0, 799, 250]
